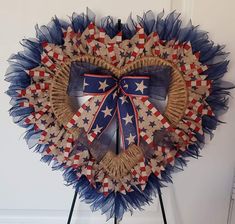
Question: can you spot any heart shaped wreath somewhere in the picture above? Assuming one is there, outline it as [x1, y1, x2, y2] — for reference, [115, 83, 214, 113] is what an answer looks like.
[6, 10, 233, 220]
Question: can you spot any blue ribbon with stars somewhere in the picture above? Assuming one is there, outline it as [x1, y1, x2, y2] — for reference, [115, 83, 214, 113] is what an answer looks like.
[83, 73, 150, 149]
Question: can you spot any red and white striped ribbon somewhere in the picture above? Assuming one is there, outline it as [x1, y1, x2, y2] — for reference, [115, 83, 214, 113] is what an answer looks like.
[66, 99, 92, 129]
[186, 80, 212, 88]
[185, 108, 201, 123]
[26, 70, 52, 78]
[41, 52, 56, 70]
[98, 28, 105, 43]
[17, 83, 50, 97]
[24, 103, 51, 125]
[64, 134, 74, 159]
[107, 44, 117, 64]
[47, 51, 64, 61]
[182, 119, 203, 135]
[43, 144, 57, 156]
[128, 27, 145, 62]
[102, 176, 110, 196]
[85, 159, 94, 182]
[19, 101, 34, 108]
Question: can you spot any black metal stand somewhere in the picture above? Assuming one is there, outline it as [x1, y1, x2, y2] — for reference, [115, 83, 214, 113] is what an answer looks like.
[114, 19, 122, 224]
[66, 187, 168, 224]
[114, 113, 119, 224]
[67, 190, 78, 224]
[66, 18, 167, 224]
[157, 187, 167, 224]
[115, 115, 119, 224]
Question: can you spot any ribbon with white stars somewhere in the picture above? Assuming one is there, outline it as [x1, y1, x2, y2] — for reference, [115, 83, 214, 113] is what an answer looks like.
[83, 74, 150, 149]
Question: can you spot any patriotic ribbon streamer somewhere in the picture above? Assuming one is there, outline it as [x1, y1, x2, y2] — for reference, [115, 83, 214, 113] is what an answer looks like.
[83, 74, 150, 149]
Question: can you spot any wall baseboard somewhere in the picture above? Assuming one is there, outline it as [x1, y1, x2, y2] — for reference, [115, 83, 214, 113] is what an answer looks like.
[0, 209, 163, 224]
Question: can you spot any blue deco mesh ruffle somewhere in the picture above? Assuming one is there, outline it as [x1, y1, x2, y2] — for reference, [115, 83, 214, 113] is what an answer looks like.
[5, 9, 234, 221]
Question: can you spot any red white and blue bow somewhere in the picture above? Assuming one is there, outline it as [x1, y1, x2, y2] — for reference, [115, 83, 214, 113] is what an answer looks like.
[83, 74, 150, 149]
[66, 72, 191, 150]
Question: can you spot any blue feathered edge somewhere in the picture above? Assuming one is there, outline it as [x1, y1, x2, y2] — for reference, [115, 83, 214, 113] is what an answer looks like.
[5, 9, 234, 221]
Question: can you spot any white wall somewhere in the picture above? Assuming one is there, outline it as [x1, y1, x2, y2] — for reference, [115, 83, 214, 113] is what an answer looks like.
[0, 0, 235, 224]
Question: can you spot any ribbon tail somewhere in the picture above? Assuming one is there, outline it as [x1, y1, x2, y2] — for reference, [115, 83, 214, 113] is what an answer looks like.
[140, 98, 189, 146]
[65, 95, 103, 132]
[132, 97, 157, 147]
[87, 88, 118, 143]
[117, 92, 140, 149]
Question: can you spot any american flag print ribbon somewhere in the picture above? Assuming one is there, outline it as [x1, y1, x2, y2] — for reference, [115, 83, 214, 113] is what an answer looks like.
[82, 73, 150, 149]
